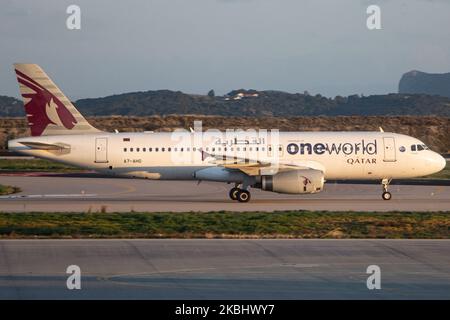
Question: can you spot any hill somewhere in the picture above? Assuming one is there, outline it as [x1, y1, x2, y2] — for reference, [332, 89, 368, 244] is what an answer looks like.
[1, 90, 450, 117]
[399, 70, 450, 98]
[0, 95, 23, 117]
[73, 90, 450, 117]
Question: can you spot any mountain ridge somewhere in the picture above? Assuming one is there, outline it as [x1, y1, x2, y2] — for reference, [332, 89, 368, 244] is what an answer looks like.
[399, 70, 450, 98]
[1, 90, 450, 117]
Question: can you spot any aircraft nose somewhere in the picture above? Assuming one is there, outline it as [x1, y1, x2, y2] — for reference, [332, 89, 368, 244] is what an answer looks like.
[436, 153, 447, 172]
[428, 152, 446, 173]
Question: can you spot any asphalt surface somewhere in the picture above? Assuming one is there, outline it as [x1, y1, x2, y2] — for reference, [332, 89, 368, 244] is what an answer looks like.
[0, 175, 449, 212]
[0, 239, 449, 299]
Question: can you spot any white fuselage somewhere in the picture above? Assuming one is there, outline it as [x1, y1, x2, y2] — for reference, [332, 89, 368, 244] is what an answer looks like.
[8, 131, 446, 181]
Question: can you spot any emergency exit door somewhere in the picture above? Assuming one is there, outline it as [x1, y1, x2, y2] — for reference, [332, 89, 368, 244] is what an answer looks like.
[95, 138, 108, 163]
[383, 137, 396, 162]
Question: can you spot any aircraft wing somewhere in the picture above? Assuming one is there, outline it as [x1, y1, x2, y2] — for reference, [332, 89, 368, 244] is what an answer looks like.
[200, 150, 324, 176]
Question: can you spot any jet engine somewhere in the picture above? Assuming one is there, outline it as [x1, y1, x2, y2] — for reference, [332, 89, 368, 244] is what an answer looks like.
[254, 169, 324, 194]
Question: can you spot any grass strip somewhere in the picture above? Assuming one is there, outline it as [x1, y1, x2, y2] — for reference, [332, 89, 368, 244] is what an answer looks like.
[0, 211, 448, 239]
[0, 185, 21, 195]
[0, 158, 78, 172]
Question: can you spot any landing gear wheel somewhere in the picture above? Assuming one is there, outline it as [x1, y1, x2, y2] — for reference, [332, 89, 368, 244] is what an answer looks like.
[229, 187, 240, 201]
[381, 178, 392, 201]
[382, 191, 392, 201]
[237, 190, 251, 203]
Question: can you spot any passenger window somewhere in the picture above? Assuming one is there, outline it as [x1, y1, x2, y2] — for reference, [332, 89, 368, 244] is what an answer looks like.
[149, 147, 152, 152]
[411, 145, 416, 152]
[155, 148, 159, 152]
[193, 147, 196, 151]
[130, 148, 133, 152]
[143, 148, 146, 152]
[168, 147, 171, 152]
[186, 147, 190, 151]
[162, 148, 165, 152]
[123, 148, 127, 152]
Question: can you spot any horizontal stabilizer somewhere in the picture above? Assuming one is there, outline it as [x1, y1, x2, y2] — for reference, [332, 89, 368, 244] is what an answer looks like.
[19, 141, 70, 150]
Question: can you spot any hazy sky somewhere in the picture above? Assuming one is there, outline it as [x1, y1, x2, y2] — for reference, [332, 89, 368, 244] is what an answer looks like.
[1, 0, 449, 100]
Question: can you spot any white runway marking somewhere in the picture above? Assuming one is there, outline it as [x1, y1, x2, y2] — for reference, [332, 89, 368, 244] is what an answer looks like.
[0, 193, 97, 199]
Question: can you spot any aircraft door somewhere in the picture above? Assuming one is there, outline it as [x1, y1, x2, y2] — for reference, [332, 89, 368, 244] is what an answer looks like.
[95, 137, 108, 163]
[383, 137, 396, 162]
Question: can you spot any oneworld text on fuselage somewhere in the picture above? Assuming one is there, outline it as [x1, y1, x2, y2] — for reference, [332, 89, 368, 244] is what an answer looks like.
[286, 139, 377, 156]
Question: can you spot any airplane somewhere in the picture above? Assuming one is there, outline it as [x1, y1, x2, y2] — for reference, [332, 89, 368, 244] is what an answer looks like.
[7, 64, 446, 202]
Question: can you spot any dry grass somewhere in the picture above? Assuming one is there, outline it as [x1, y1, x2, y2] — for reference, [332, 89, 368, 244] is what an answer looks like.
[1, 115, 449, 152]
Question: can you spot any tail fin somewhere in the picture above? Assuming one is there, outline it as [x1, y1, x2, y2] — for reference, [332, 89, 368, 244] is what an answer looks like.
[13, 63, 101, 136]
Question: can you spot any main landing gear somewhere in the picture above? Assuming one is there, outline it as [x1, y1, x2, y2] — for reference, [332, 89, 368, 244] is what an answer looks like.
[381, 178, 392, 201]
[229, 185, 251, 203]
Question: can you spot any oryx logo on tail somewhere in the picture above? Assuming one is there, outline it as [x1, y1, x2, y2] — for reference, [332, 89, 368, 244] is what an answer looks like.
[15, 68, 77, 136]
[13, 63, 100, 136]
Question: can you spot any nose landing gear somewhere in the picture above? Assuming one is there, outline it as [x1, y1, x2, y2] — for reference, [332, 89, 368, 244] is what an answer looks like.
[381, 178, 392, 201]
[382, 191, 392, 201]
[229, 185, 251, 203]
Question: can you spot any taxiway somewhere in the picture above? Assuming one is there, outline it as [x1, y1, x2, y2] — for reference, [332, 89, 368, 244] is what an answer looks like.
[0, 175, 449, 212]
[0, 239, 449, 299]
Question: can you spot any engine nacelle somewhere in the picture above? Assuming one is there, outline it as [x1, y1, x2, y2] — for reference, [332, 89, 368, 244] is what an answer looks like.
[256, 169, 324, 194]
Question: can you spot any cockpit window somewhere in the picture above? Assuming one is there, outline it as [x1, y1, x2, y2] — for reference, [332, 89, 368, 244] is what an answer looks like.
[411, 144, 429, 152]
